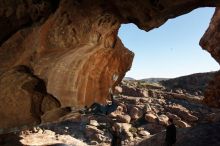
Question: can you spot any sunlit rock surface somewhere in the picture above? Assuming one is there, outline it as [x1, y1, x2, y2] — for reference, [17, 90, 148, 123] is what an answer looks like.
[0, 0, 220, 132]
[200, 9, 220, 108]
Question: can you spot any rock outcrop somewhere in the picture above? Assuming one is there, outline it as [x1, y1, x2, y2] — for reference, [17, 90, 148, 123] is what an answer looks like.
[200, 9, 220, 107]
[0, 65, 60, 133]
[0, 0, 220, 132]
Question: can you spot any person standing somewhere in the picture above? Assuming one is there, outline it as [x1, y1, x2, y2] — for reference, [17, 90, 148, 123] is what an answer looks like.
[165, 118, 176, 146]
[110, 125, 122, 146]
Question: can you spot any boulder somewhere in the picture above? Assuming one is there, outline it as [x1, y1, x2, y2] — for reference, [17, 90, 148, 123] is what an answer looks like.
[138, 130, 150, 137]
[129, 107, 143, 120]
[158, 114, 169, 126]
[145, 113, 157, 123]
[85, 125, 104, 138]
[141, 123, 165, 134]
[139, 98, 150, 103]
[143, 103, 152, 113]
[114, 123, 133, 141]
[108, 106, 124, 117]
[121, 85, 145, 97]
[174, 120, 190, 128]
[148, 90, 157, 98]
[142, 90, 149, 97]
[167, 105, 198, 122]
[114, 123, 132, 132]
[114, 86, 123, 94]
[116, 114, 131, 123]
[166, 112, 181, 121]
[89, 120, 99, 127]
[206, 113, 220, 122]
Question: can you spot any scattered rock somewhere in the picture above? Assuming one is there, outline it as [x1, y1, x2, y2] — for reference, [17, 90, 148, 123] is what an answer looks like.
[145, 113, 157, 123]
[121, 85, 145, 97]
[115, 86, 123, 94]
[167, 105, 198, 122]
[129, 107, 143, 120]
[85, 125, 103, 138]
[116, 114, 131, 123]
[174, 120, 190, 128]
[89, 120, 99, 127]
[141, 123, 165, 134]
[142, 90, 149, 97]
[114, 123, 132, 132]
[158, 114, 169, 126]
[206, 113, 220, 122]
[166, 112, 181, 121]
[109, 106, 124, 117]
[138, 130, 150, 137]
[90, 141, 99, 145]
[143, 103, 152, 113]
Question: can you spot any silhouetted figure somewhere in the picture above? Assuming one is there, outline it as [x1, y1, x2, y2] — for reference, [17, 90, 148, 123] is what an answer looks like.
[87, 102, 106, 115]
[82, 93, 119, 115]
[106, 93, 118, 115]
[165, 118, 176, 146]
[110, 126, 122, 146]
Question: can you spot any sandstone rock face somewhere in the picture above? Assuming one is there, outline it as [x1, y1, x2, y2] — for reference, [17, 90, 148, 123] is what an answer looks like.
[200, 9, 220, 63]
[203, 72, 220, 107]
[1, 0, 220, 132]
[0, 66, 60, 132]
[200, 9, 220, 108]
[0, 0, 59, 46]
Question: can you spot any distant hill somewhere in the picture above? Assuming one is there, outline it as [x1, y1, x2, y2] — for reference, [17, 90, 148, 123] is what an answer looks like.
[123, 77, 136, 80]
[140, 78, 169, 83]
[160, 72, 216, 95]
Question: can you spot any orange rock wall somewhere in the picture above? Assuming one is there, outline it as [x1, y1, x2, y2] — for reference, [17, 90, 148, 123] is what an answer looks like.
[0, 0, 220, 132]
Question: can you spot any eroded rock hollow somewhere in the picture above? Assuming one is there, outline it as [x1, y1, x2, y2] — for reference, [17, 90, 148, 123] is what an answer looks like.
[0, 0, 220, 133]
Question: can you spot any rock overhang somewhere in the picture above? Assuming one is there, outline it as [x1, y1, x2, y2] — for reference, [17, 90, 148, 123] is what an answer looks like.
[0, 0, 220, 133]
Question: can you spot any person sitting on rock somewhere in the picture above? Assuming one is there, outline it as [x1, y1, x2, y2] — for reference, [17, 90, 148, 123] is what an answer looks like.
[86, 102, 106, 115]
[82, 93, 119, 115]
[165, 118, 176, 146]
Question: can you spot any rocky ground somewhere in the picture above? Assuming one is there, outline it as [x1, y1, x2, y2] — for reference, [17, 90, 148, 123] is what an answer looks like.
[1, 77, 220, 146]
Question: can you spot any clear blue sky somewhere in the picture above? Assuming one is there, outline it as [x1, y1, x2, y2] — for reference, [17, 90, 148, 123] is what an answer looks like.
[118, 8, 219, 80]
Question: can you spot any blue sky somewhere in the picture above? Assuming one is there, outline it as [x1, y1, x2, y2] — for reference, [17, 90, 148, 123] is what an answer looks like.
[118, 8, 219, 80]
